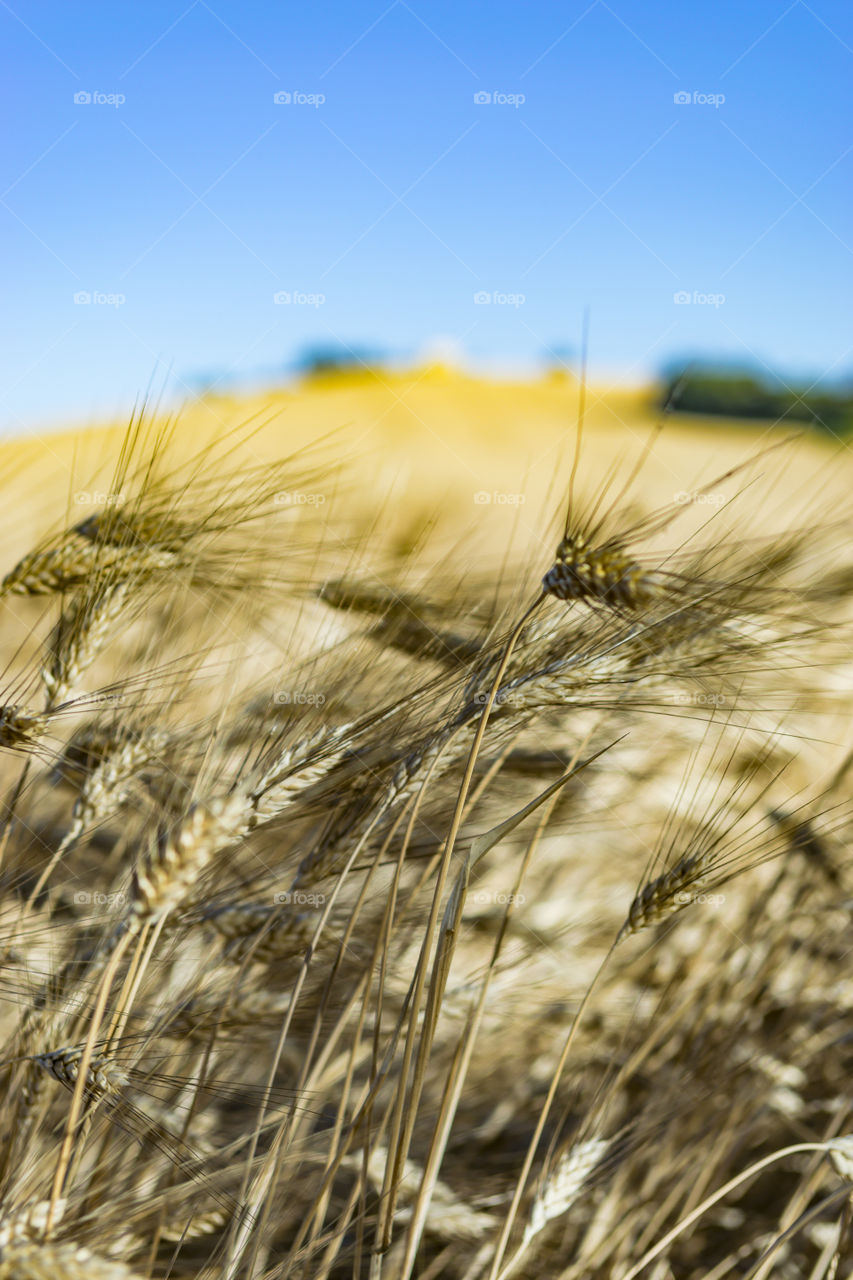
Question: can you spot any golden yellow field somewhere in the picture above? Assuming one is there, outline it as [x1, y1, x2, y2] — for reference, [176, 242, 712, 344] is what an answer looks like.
[2, 374, 853, 1279]
[6, 368, 849, 563]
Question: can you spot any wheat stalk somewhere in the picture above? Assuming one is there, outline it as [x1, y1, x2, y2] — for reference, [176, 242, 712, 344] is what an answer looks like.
[542, 535, 665, 609]
[129, 796, 246, 927]
[42, 581, 130, 708]
[34, 1045, 129, 1099]
[0, 1242, 144, 1278]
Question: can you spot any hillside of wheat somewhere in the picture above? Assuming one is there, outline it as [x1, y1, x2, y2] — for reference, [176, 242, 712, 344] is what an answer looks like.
[0, 373, 852, 1279]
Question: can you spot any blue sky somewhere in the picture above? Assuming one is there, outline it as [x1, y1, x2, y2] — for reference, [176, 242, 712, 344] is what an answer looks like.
[1, 0, 852, 430]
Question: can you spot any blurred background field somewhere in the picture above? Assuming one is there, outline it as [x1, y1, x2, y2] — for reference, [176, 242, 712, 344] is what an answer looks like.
[5, 368, 852, 571]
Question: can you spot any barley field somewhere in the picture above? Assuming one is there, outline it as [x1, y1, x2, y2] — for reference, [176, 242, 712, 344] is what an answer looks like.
[1, 372, 853, 1279]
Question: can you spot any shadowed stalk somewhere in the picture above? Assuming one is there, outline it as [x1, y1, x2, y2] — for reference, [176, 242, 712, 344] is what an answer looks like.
[44, 925, 135, 1235]
[620, 1141, 852, 1280]
[485, 940, 618, 1280]
[375, 592, 545, 1258]
[397, 789, 559, 1280]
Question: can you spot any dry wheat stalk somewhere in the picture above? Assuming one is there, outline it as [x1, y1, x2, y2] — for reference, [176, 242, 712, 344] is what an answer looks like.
[617, 852, 712, 939]
[160, 1208, 227, 1242]
[523, 1137, 609, 1244]
[73, 507, 198, 554]
[0, 708, 47, 752]
[292, 717, 470, 889]
[0, 1202, 66, 1251]
[828, 1136, 853, 1182]
[241, 722, 355, 829]
[129, 795, 246, 927]
[53, 722, 150, 786]
[204, 904, 319, 963]
[368, 615, 481, 666]
[26, 728, 169, 908]
[42, 581, 130, 707]
[34, 1045, 128, 1099]
[70, 729, 167, 834]
[348, 1148, 495, 1241]
[543, 535, 665, 609]
[0, 538, 104, 597]
[0, 1242, 144, 1279]
[0, 537, 173, 598]
[163, 989, 291, 1040]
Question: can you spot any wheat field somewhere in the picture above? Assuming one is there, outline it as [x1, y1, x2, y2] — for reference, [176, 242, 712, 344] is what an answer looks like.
[0, 372, 852, 1279]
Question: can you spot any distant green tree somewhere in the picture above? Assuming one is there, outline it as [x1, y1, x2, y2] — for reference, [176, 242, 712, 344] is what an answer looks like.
[296, 343, 385, 379]
[661, 363, 853, 434]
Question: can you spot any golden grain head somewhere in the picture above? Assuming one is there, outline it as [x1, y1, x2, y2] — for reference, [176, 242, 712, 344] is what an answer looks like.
[543, 535, 664, 609]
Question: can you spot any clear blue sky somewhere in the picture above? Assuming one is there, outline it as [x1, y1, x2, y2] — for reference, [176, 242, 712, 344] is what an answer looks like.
[2, 0, 851, 430]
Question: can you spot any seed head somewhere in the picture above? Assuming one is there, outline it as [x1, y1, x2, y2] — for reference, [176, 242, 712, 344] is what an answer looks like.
[543, 535, 663, 609]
